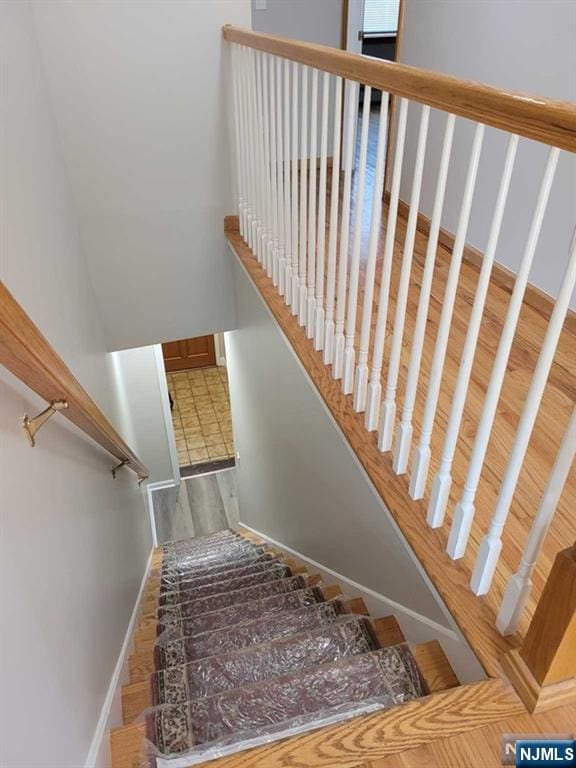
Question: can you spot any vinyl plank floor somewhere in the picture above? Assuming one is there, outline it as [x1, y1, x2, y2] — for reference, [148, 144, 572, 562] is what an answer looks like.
[152, 468, 239, 544]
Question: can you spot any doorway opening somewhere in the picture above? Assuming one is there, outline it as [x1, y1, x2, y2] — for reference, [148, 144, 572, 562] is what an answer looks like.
[163, 333, 235, 476]
[345, 0, 404, 192]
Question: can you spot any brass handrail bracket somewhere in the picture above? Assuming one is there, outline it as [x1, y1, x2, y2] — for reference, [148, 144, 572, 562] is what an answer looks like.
[22, 400, 69, 447]
[112, 459, 129, 479]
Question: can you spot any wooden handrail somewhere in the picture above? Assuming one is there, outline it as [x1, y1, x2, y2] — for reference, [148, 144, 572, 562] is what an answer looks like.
[0, 282, 149, 480]
[222, 26, 576, 152]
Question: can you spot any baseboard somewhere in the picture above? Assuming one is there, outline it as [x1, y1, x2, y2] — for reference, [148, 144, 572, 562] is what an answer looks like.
[238, 522, 485, 684]
[389, 194, 576, 334]
[84, 547, 155, 768]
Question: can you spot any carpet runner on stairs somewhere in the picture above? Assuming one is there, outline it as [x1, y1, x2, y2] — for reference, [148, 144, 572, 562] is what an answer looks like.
[138, 530, 428, 767]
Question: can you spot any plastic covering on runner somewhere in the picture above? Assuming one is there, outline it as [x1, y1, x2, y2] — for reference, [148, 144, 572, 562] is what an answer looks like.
[138, 646, 427, 767]
[155, 587, 327, 643]
[154, 598, 350, 668]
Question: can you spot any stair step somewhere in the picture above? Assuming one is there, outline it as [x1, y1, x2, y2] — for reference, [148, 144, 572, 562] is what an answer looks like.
[162, 556, 285, 590]
[144, 646, 426, 760]
[156, 586, 326, 641]
[158, 563, 293, 607]
[162, 546, 272, 581]
[127, 597, 369, 684]
[373, 616, 406, 647]
[412, 640, 460, 693]
[157, 575, 310, 625]
[122, 616, 381, 723]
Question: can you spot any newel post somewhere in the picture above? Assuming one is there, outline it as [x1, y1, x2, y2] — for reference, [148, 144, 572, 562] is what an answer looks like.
[503, 541, 576, 712]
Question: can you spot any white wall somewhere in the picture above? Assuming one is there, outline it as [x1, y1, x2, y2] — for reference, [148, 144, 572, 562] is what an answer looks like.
[226, 254, 484, 683]
[399, 0, 576, 307]
[110, 345, 179, 485]
[31, 0, 251, 351]
[252, 0, 343, 47]
[0, 3, 152, 765]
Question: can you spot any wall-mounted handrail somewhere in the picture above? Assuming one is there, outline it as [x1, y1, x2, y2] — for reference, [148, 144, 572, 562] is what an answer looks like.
[0, 281, 149, 481]
[222, 26, 576, 152]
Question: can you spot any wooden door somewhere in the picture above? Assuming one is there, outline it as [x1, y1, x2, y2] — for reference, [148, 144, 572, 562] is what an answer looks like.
[162, 335, 216, 372]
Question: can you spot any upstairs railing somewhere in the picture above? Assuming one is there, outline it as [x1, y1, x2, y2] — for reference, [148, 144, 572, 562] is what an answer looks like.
[223, 24, 576, 646]
[0, 281, 149, 482]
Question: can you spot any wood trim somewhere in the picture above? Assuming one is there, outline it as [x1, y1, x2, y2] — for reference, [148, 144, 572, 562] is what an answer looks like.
[519, 543, 576, 686]
[340, 0, 349, 51]
[111, 678, 523, 768]
[0, 281, 149, 479]
[502, 649, 576, 714]
[222, 26, 576, 152]
[226, 225, 515, 677]
[390, 195, 576, 334]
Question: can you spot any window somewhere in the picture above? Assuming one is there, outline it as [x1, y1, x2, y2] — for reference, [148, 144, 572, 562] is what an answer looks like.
[363, 0, 400, 35]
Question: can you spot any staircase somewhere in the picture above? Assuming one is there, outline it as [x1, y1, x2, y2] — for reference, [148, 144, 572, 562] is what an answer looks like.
[112, 529, 461, 767]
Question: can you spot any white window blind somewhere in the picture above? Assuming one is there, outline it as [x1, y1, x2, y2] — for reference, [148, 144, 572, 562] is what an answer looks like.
[363, 0, 400, 34]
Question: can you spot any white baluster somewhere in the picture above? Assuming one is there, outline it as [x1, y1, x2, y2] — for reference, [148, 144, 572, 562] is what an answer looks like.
[497, 406, 576, 635]
[471, 231, 576, 596]
[255, 51, 266, 264]
[314, 71, 330, 351]
[333, 80, 358, 379]
[298, 66, 309, 325]
[343, 85, 372, 394]
[427, 134, 518, 528]
[230, 45, 245, 237]
[261, 52, 273, 267]
[307, 68, 319, 338]
[364, 97, 408, 430]
[391, 114, 455, 466]
[323, 76, 343, 364]
[243, 47, 255, 250]
[354, 92, 389, 412]
[250, 49, 262, 257]
[448, 147, 560, 559]
[378, 105, 431, 450]
[409, 122, 485, 493]
[242, 46, 252, 242]
[268, 55, 278, 277]
[283, 59, 292, 306]
[291, 61, 300, 315]
[275, 56, 284, 288]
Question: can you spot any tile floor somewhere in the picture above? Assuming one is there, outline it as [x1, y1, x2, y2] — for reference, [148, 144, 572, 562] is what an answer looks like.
[167, 366, 235, 467]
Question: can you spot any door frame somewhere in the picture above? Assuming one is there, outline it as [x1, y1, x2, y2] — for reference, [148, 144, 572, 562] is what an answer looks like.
[153, 344, 182, 487]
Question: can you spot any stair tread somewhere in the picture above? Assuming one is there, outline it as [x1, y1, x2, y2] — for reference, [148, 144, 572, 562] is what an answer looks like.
[160, 552, 277, 587]
[158, 563, 292, 606]
[155, 597, 351, 668]
[161, 586, 326, 639]
[159, 557, 284, 595]
[412, 640, 460, 693]
[145, 646, 426, 759]
[163, 546, 269, 579]
[150, 617, 382, 706]
[156, 576, 310, 628]
[373, 616, 406, 648]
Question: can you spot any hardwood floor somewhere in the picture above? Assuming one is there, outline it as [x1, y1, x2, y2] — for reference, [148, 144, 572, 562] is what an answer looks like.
[225, 218, 574, 677]
[363, 704, 576, 768]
